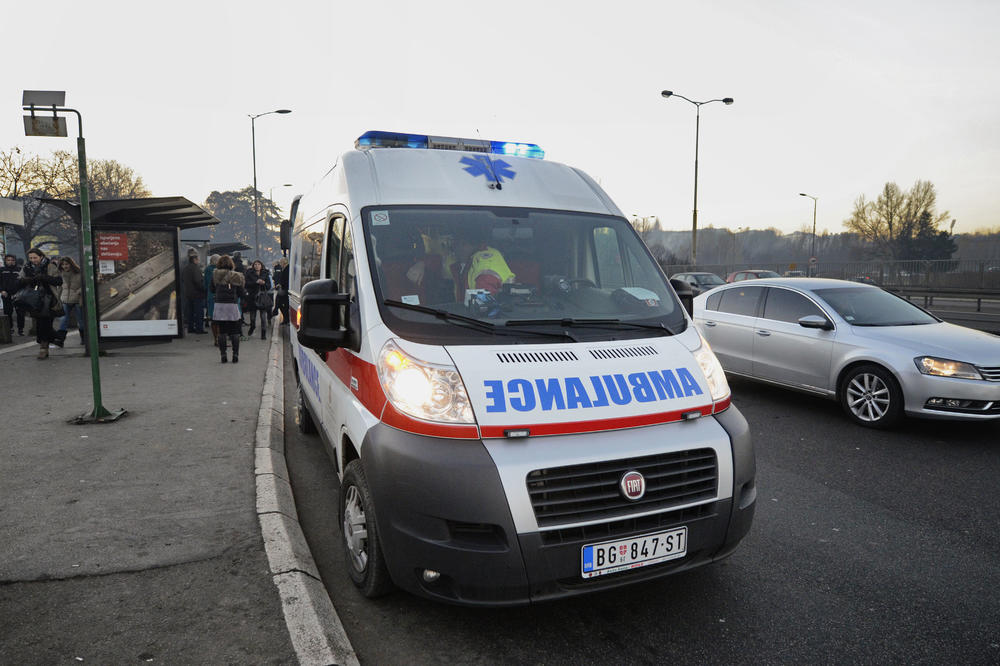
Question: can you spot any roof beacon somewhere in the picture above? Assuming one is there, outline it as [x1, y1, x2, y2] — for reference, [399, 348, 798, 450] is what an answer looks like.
[355, 130, 544, 160]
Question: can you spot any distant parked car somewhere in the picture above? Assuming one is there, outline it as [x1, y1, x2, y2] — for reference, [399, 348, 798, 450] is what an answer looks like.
[726, 270, 781, 283]
[669, 271, 726, 296]
[693, 277, 1000, 428]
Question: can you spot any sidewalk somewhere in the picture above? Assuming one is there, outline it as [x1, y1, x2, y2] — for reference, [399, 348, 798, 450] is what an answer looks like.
[0, 327, 295, 663]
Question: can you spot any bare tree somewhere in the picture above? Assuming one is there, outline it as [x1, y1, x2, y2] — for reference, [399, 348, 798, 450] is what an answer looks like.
[844, 180, 951, 260]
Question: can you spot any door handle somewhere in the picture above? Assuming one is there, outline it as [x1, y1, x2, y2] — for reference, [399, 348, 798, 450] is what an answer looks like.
[756, 330, 771, 337]
[705, 321, 717, 327]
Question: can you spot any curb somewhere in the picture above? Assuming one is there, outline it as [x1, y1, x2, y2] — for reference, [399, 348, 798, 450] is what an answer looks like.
[255, 319, 360, 666]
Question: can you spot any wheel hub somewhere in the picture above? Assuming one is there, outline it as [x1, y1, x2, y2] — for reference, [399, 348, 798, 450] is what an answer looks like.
[343, 485, 369, 572]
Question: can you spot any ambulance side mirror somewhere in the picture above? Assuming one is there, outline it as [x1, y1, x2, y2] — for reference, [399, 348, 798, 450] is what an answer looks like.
[297, 278, 351, 352]
[279, 219, 291, 252]
[670, 278, 694, 317]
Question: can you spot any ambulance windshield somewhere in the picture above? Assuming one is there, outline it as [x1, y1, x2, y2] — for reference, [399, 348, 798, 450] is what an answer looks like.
[364, 206, 686, 343]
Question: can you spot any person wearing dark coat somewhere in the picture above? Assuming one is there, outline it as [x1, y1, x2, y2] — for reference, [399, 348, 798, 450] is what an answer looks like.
[181, 253, 206, 334]
[272, 258, 289, 324]
[18, 247, 62, 359]
[212, 255, 245, 363]
[1, 254, 22, 335]
[244, 260, 272, 339]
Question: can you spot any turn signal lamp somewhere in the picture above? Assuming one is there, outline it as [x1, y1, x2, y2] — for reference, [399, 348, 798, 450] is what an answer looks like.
[356, 131, 544, 159]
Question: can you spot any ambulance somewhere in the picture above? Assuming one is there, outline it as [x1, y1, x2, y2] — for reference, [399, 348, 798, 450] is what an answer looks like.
[283, 131, 755, 605]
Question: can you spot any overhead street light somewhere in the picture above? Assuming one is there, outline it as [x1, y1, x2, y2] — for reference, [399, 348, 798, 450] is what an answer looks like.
[249, 109, 291, 259]
[799, 192, 818, 276]
[661, 90, 734, 266]
[269, 182, 293, 204]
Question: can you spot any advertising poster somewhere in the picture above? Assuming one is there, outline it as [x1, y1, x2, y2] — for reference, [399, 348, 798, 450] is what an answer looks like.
[94, 229, 179, 337]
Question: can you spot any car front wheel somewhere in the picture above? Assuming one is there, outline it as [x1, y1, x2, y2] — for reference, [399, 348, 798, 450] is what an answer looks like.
[339, 460, 393, 597]
[840, 364, 903, 428]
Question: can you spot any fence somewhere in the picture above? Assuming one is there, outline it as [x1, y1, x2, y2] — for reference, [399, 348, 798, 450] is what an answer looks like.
[663, 259, 1000, 290]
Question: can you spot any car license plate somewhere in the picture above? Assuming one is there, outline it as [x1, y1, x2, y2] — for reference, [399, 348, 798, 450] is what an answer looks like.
[581, 527, 687, 578]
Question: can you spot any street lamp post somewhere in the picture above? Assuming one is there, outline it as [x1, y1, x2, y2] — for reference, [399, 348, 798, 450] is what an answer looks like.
[21, 90, 125, 423]
[249, 109, 291, 259]
[661, 90, 734, 267]
[799, 193, 818, 276]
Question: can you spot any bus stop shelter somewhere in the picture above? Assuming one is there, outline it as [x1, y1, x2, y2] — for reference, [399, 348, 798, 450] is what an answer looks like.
[45, 196, 220, 343]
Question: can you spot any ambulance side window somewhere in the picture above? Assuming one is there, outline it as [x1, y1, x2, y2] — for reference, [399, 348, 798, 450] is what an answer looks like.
[297, 222, 324, 288]
[326, 215, 344, 288]
[340, 226, 357, 298]
[592, 226, 626, 289]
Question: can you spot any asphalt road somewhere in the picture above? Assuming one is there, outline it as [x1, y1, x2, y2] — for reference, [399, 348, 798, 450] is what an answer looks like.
[283, 341, 1000, 665]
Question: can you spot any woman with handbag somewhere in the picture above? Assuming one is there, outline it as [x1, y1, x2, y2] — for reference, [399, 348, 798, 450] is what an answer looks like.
[17, 247, 63, 359]
[57, 257, 84, 343]
[244, 259, 272, 340]
[212, 255, 245, 363]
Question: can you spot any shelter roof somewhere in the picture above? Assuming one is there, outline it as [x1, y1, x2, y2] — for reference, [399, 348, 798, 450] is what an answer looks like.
[43, 196, 219, 230]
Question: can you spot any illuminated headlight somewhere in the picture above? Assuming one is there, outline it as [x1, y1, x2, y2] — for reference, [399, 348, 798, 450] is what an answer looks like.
[693, 334, 731, 402]
[915, 356, 982, 380]
[377, 340, 475, 423]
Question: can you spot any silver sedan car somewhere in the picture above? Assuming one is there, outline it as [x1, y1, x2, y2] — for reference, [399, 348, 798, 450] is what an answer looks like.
[692, 278, 1000, 427]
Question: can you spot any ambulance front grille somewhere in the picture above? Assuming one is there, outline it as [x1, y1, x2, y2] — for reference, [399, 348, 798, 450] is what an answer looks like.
[526, 449, 718, 528]
[496, 350, 579, 364]
[589, 345, 658, 360]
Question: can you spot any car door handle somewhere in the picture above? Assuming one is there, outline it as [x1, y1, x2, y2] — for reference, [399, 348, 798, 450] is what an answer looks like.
[756, 330, 771, 336]
[704, 321, 717, 327]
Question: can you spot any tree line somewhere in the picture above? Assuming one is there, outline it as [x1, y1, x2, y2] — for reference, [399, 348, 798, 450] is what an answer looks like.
[0, 147, 283, 262]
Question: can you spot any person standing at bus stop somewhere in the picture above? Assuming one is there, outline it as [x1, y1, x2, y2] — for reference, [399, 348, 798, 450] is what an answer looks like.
[18, 247, 62, 359]
[182, 252, 206, 334]
[204, 254, 220, 343]
[212, 255, 245, 363]
[57, 257, 84, 344]
[1, 254, 22, 336]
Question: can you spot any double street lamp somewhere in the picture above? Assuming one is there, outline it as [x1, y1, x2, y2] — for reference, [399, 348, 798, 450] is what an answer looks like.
[799, 192, 818, 275]
[249, 109, 291, 259]
[661, 90, 734, 266]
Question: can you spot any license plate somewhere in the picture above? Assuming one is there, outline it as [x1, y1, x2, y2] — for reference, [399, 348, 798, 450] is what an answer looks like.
[581, 527, 687, 578]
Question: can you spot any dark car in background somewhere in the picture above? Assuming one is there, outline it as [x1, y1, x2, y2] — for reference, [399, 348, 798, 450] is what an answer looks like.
[669, 271, 726, 296]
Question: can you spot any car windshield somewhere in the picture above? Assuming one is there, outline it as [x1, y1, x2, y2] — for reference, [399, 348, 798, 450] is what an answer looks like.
[757, 271, 780, 278]
[363, 205, 684, 344]
[696, 274, 725, 286]
[814, 287, 938, 326]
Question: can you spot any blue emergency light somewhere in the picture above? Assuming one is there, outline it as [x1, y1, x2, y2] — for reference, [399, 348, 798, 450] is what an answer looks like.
[355, 130, 544, 159]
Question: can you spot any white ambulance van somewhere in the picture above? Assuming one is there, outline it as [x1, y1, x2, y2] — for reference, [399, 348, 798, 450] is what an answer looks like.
[284, 131, 755, 605]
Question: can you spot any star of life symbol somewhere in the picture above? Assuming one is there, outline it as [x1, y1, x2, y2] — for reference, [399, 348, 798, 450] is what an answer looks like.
[459, 155, 516, 183]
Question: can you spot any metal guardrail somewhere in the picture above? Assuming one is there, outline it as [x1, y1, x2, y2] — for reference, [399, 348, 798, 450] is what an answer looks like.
[664, 259, 1000, 292]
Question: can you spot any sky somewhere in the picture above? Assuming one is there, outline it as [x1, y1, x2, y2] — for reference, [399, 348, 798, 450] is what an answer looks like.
[4, 0, 999, 238]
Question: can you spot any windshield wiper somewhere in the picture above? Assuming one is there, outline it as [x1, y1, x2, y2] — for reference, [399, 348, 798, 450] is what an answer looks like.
[504, 317, 683, 336]
[384, 300, 578, 341]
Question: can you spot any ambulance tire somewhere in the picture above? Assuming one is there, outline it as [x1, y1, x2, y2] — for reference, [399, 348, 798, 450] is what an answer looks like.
[339, 460, 393, 597]
[296, 385, 317, 435]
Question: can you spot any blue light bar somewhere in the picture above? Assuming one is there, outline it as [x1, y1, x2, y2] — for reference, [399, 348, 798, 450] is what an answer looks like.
[355, 130, 544, 159]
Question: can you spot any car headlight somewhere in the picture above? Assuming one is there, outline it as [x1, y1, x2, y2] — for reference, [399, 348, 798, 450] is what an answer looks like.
[694, 334, 731, 402]
[377, 340, 475, 423]
[914, 356, 982, 380]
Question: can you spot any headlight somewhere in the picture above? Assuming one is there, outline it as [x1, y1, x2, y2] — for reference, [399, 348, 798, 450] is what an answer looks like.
[377, 340, 475, 423]
[693, 334, 731, 402]
[914, 356, 982, 380]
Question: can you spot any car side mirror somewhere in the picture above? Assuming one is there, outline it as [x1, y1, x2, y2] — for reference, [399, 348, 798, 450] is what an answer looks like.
[798, 314, 833, 330]
[279, 219, 291, 252]
[670, 278, 694, 317]
[297, 278, 351, 352]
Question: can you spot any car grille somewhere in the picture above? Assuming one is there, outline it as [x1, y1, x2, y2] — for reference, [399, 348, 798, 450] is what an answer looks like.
[977, 365, 1000, 382]
[526, 449, 718, 528]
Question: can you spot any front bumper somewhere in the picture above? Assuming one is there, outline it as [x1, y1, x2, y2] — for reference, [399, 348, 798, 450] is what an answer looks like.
[360, 406, 755, 606]
[901, 371, 1000, 421]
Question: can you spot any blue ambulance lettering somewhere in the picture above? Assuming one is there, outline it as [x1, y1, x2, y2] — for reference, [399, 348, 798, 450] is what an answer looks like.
[482, 369, 703, 413]
[298, 345, 321, 396]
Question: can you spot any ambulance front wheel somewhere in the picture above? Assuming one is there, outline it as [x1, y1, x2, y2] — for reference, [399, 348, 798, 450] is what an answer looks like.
[296, 385, 317, 435]
[339, 460, 394, 597]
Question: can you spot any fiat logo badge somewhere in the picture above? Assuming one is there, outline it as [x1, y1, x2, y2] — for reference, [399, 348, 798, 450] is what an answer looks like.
[620, 471, 646, 501]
